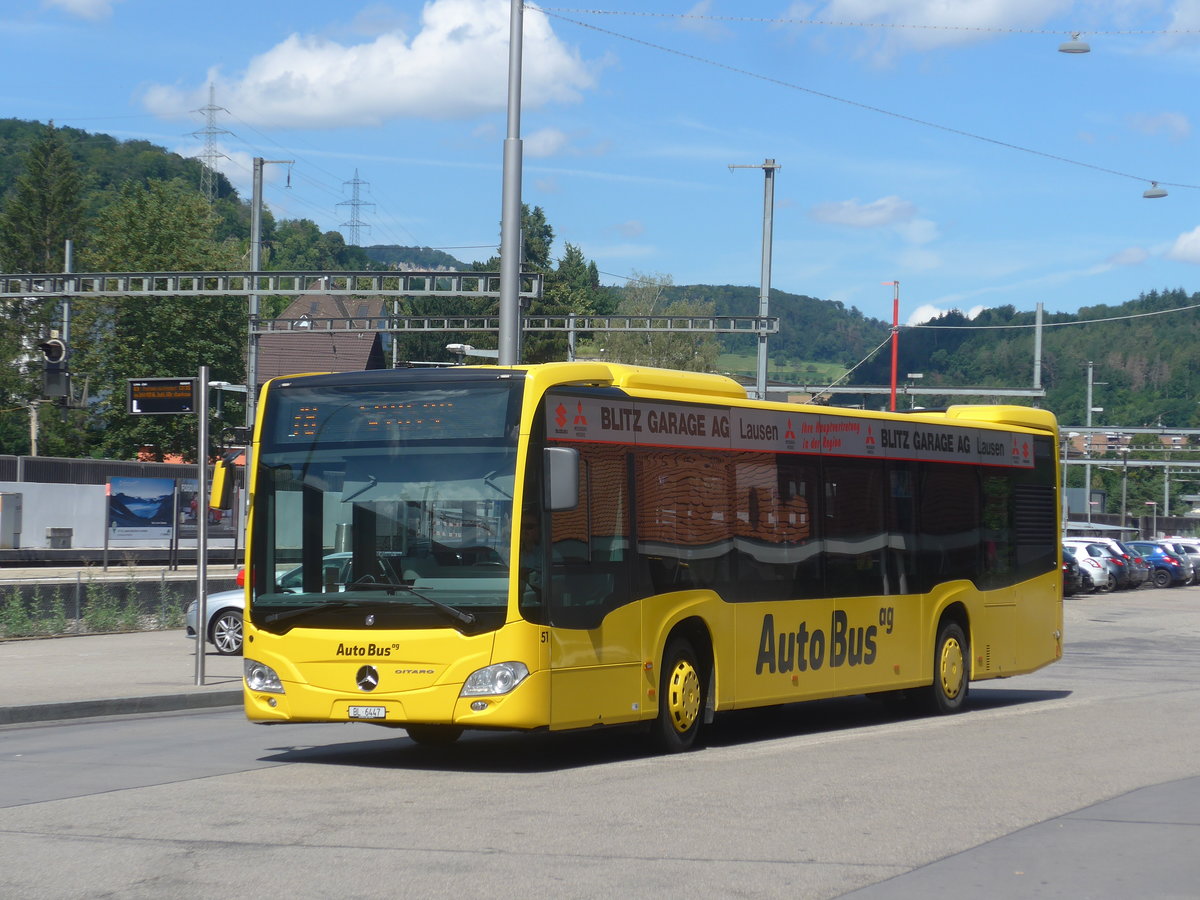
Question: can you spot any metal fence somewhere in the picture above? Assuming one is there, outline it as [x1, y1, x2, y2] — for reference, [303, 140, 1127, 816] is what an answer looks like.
[0, 455, 244, 489]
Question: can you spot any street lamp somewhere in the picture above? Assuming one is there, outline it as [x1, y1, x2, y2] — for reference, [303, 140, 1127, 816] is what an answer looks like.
[1145, 501, 1157, 539]
[1058, 32, 1090, 54]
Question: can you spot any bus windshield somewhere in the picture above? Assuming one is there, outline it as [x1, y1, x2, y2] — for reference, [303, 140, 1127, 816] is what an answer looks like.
[249, 373, 523, 634]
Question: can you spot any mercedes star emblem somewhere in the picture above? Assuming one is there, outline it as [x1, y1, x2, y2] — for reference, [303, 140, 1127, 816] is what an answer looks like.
[355, 665, 379, 691]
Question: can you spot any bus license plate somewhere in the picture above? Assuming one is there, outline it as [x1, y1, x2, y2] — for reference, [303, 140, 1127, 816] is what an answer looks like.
[348, 706, 386, 720]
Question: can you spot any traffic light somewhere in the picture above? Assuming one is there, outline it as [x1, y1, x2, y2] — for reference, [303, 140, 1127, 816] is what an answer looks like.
[36, 337, 70, 400]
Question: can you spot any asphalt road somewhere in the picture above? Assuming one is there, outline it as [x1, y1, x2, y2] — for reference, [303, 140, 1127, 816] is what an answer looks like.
[1, 586, 1199, 899]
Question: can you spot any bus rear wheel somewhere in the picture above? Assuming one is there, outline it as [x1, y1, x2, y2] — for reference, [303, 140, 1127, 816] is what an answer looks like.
[405, 724, 463, 746]
[926, 621, 969, 715]
[652, 637, 705, 753]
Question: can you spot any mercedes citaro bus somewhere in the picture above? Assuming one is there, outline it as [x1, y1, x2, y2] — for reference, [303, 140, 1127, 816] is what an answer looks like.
[221, 362, 1062, 751]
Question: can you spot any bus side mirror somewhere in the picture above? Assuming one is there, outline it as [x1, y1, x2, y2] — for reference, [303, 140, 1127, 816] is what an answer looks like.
[544, 447, 579, 511]
[210, 455, 235, 510]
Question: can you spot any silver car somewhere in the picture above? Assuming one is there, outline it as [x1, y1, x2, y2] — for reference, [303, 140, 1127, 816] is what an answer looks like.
[1063, 543, 1105, 592]
[186, 583, 245, 656]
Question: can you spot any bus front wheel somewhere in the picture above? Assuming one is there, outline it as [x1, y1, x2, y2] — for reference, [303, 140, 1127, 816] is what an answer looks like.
[652, 637, 705, 753]
[926, 621, 969, 715]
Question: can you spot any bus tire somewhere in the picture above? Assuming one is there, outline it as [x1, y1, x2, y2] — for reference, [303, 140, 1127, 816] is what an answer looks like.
[405, 724, 464, 746]
[652, 637, 705, 753]
[926, 620, 969, 715]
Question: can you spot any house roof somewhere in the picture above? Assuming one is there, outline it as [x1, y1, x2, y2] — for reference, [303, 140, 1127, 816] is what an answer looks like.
[257, 295, 388, 382]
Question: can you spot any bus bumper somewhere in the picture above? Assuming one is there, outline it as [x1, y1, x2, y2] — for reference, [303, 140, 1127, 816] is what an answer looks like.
[244, 667, 550, 730]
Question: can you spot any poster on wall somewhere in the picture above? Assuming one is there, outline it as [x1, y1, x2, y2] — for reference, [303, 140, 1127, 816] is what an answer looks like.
[177, 478, 236, 538]
[106, 476, 175, 539]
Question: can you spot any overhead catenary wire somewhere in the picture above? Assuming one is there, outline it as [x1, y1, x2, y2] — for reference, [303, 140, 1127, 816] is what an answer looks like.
[532, 8, 1200, 192]
[534, 8, 1200, 38]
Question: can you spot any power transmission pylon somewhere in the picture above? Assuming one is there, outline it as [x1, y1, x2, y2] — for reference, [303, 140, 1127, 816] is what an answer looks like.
[338, 169, 375, 247]
[191, 84, 230, 203]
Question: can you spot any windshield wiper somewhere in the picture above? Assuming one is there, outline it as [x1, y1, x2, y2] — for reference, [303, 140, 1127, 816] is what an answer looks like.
[262, 599, 363, 625]
[350, 580, 477, 627]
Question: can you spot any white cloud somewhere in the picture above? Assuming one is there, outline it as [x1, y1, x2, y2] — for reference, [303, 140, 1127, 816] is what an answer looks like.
[895, 217, 939, 245]
[1108, 246, 1150, 266]
[525, 128, 571, 158]
[142, 0, 594, 128]
[615, 220, 645, 239]
[1129, 111, 1191, 142]
[1166, 225, 1200, 263]
[43, 0, 119, 19]
[817, 0, 1073, 54]
[810, 195, 916, 227]
[907, 303, 986, 326]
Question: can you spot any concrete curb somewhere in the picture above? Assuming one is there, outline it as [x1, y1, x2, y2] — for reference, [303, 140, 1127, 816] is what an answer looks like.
[0, 690, 244, 726]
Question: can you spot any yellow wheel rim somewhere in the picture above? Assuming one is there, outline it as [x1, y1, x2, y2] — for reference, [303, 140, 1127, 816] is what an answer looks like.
[666, 658, 701, 734]
[938, 637, 965, 700]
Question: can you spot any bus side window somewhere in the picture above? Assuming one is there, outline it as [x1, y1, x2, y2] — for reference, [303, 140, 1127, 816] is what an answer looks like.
[550, 444, 629, 627]
[823, 461, 886, 598]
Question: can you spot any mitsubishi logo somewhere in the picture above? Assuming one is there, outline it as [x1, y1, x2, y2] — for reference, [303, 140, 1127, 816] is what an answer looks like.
[355, 665, 379, 692]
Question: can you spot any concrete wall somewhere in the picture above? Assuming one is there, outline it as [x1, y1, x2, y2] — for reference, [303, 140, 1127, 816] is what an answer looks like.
[0, 482, 107, 549]
[0, 482, 242, 551]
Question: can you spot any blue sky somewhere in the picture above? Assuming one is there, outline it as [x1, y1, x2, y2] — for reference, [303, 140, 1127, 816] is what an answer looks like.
[5, 1, 1200, 326]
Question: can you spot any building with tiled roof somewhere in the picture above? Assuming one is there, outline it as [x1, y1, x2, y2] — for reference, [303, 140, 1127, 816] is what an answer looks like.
[257, 295, 388, 382]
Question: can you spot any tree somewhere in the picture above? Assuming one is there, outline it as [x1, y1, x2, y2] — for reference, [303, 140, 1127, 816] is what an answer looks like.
[0, 123, 86, 454]
[0, 122, 84, 274]
[470, 208, 603, 364]
[601, 273, 720, 371]
[521, 242, 604, 363]
[268, 219, 372, 270]
[72, 179, 246, 460]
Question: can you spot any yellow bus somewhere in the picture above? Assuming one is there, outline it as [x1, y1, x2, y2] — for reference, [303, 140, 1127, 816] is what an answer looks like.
[238, 362, 1062, 751]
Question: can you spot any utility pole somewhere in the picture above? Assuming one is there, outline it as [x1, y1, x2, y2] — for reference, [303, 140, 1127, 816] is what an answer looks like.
[248, 157, 292, 430]
[1084, 361, 1107, 525]
[498, 0, 525, 366]
[884, 281, 900, 411]
[1033, 302, 1043, 392]
[729, 159, 780, 400]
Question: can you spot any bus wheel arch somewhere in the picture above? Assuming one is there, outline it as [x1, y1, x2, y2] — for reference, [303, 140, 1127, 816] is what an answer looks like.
[926, 606, 970, 715]
[651, 618, 713, 753]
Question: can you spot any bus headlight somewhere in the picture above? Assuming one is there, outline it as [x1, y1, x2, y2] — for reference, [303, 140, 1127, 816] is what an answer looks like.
[461, 661, 529, 696]
[245, 659, 284, 694]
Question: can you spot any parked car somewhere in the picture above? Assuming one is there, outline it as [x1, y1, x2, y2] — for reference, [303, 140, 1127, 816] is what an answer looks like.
[1062, 552, 1083, 596]
[1064, 539, 1130, 590]
[1128, 551, 1153, 587]
[1063, 543, 1110, 592]
[1162, 539, 1200, 584]
[1064, 537, 1142, 590]
[1126, 541, 1191, 588]
[186, 569, 245, 656]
